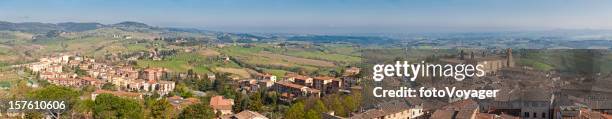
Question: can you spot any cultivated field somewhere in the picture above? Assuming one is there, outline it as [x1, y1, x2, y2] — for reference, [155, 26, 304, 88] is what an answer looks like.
[213, 67, 252, 78]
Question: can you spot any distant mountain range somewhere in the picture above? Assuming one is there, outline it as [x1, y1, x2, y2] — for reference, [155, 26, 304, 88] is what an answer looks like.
[2, 21, 612, 48]
[0, 21, 399, 45]
[0, 21, 214, 34]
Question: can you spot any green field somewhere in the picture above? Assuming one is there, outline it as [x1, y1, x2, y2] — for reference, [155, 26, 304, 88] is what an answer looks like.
[137, 52, 240, 74]
[262, 68, 289, 77]
[517, 50, 612, 74]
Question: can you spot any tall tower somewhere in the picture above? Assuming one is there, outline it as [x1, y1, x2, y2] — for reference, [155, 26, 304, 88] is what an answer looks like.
[507, 48, 515, 67]
[470, 51, 475, 59]
[459, 50, 465, 60]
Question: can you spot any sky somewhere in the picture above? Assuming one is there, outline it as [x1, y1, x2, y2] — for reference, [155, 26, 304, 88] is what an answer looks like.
[1, 0, 612, 33]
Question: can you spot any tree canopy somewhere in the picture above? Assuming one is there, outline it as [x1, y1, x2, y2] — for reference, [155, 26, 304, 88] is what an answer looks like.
[150, 99, 175, 119]
[285, 102, 305, 119]
[93, 94, 143, 119]
[178, 103, 215, 119]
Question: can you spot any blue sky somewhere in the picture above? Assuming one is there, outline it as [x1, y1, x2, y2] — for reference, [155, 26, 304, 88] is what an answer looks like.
[1, 0, 612, 33]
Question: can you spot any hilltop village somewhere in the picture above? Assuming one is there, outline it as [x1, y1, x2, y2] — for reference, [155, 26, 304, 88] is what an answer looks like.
[6, 46, 609, 119]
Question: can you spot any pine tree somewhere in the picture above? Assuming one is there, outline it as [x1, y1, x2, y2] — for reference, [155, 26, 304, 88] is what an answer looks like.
[150, 99, 175, 119]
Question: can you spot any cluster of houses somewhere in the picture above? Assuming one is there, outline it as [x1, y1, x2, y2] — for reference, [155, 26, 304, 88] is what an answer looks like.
[25, 54, 273, 119]
[214, 67, 363, 118]
[319, 93, 610, 119]
[25, 54, 176, 98]
[236, 67, 361, 103]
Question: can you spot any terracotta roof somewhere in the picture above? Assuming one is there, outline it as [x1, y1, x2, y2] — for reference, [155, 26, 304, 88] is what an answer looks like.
[185, 98, 200, 103]
[476, 113, 496, 119]
[433, 99, 479, 119]
[455, 110, 476, 119]
[232, 110, 268, 119]
[431, 110, 457, 119]
[441, 99, 479, 111]
[210, 96, 234, 110]
[147, 79, 157, 84]
[519, 89, 552, 101]
[169, 96, 182, 100]
[49, 65, 62, 68]
[131, 80, 146, 83]
[81, 77, 96, 81]
[276, 81, 307, 89]
[293, 75, 311, 81]
[314, 76, 335, 80]
[42, 72, 55, 75]
[281, 93, 295, 98]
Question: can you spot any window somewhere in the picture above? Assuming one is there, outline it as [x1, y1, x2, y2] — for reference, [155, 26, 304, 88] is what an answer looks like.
[533, 112, 537, 118]
[524, 112, 529, 118]
[542, 112, 546, 118]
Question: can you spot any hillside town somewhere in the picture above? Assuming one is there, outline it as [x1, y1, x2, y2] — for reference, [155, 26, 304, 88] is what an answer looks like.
[8, 47, 609, 119]
[3, 0, 612, 118]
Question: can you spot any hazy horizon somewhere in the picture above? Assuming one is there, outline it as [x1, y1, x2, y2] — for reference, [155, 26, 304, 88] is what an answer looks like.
[2, 0, 612, 33]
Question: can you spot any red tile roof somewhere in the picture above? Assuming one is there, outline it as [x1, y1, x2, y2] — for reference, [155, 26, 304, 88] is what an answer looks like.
[210, 96, 234, 110]
[81, 77, 96, 81]
[314, 76, 335, 80]
[293, 75, 311, 81]
[276, 81, 306, 89]
[442, 99, 479, 110]
[432, 110, 457, 119]
[476, 113, 496, 119]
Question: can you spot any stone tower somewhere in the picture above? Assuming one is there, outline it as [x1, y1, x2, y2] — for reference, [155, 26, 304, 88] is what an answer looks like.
[459, 50, 465, 60]
[506, 48, 515, 67]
